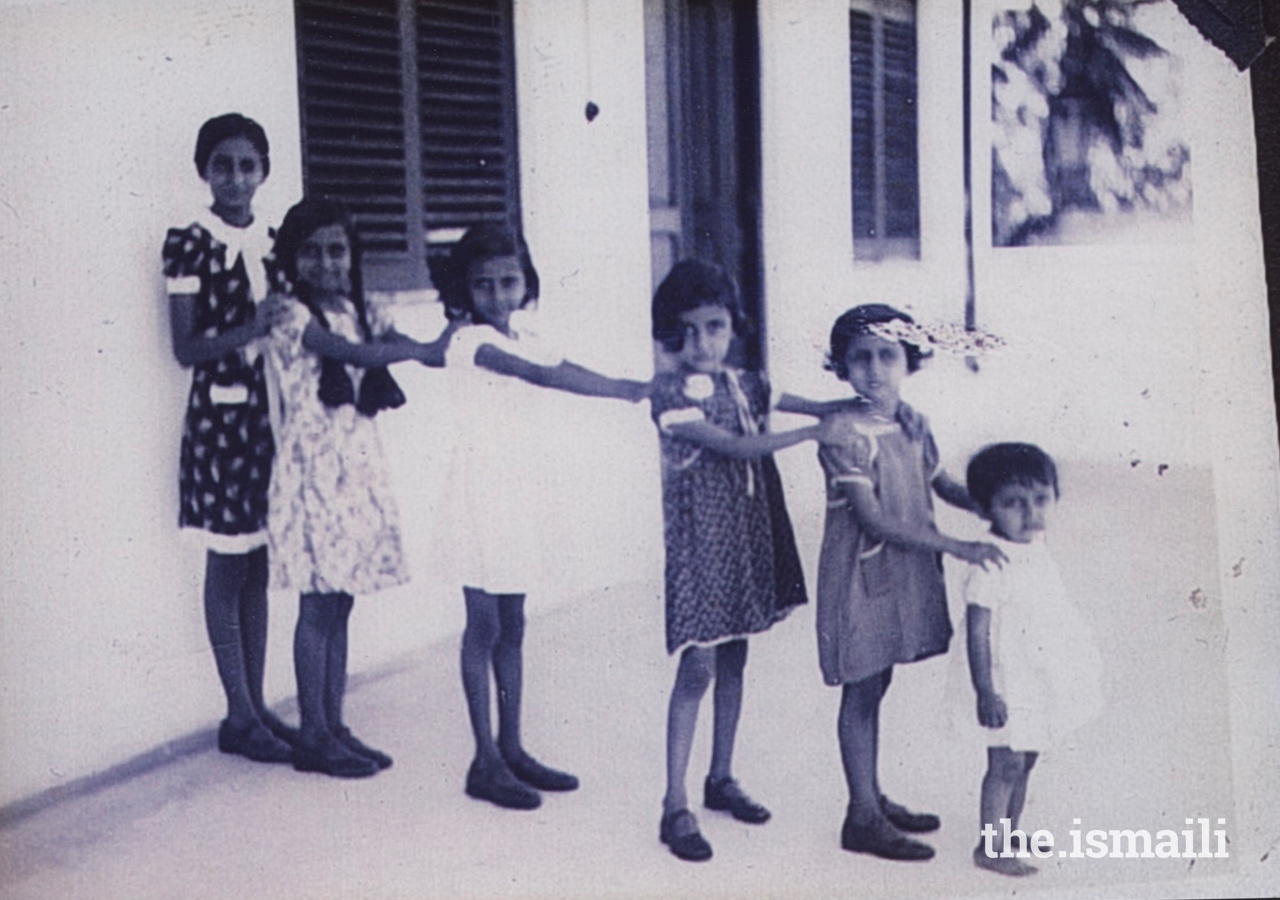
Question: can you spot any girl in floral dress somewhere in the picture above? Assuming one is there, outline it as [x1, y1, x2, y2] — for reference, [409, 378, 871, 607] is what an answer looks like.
[266, 198, 455, 778]
[648, 260, 836, 862]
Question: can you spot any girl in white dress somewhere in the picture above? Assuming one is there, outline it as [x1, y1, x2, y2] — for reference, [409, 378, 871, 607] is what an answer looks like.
[266, 198, 455, 778]
[964, 443, 1104, 876]
[436, 225, 648, 810]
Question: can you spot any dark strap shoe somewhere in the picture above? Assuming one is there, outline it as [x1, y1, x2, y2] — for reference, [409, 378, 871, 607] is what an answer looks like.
[879, 794, 940, 833]
[704, 776, 771, 824]
[660, 809, 713, 862]
[842, 814, 935, 861]
[336, 726, 393, 770]
[503, 751, 578, 791]
[466, 760, 542, 810]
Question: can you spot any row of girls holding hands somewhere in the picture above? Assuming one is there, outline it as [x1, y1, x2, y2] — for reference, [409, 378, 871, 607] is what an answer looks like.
[167, 113, 1099, 872]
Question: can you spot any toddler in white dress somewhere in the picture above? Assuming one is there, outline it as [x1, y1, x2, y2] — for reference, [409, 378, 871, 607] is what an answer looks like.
[964, 443, 1103, 876]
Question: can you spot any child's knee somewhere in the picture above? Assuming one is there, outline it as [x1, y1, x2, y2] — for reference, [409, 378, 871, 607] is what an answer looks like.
[675, 648, 714, 696]
[986, 748, 1026, 782]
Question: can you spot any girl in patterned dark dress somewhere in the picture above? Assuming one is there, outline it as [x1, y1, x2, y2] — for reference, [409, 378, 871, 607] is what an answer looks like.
[648, 260, 838, 862]
[164, 113, 293, 763]
[814, 305, 1005, 861]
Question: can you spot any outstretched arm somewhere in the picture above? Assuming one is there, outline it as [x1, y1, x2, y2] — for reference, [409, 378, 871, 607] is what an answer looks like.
[474, 344, 648, 402]
[775, 393, 859, 418]
[933, 470, 982, 513]
[665, 418, 822, 460]
[966, 603, 1007, 728]
[302, 319, 436, 368]
[840, 479, 1006, 568]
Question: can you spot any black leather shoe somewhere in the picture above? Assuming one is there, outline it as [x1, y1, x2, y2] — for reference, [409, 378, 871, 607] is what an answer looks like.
[293, 734, 379, 778]
[503, 751, 578, 791]
[218, 719, 293, 764]
[660, 809, 713, 862]
[704, 776, 771, 824]
[841, 815, 935, 861]
[336, 726, 393, 770]
[465, 761, 542, 810]
[879, 794, 940, 833]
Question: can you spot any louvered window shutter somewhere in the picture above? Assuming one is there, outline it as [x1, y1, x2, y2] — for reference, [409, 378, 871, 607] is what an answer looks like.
[849, 1, 919, 261]
[295, 0, 520, 292]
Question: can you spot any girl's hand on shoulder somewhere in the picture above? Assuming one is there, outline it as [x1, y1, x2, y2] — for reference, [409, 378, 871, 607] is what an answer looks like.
[817, 412, 860, 446]
[951, 540, 1007, 570]
[255, 293, 292, 336]
[976, 690, 1007, 729]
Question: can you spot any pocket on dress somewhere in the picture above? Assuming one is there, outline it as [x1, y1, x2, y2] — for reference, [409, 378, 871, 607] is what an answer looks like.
[858, 543, 897, 599]
[210, 384, 250, 405]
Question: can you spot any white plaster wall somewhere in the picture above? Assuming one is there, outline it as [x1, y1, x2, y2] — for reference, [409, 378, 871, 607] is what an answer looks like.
[0, 0, 303, 806]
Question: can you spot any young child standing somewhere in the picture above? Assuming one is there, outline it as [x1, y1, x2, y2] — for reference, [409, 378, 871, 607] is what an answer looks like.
[815, 304, 1005, 861]
[436, 224, 648, 810]
[164, 113, 293, 764]
[266, 198, 455, 778]
[963, 443, 1103, 876]
[649, 260, 828, 863]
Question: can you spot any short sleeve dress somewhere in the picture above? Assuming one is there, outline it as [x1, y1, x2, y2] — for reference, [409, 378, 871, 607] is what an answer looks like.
[264, 297, 408, 596]
[443, 310, 564, 596]
[163, 209, 276, 552]
[651, 369, 807, 655]
[962, 535, 1104, 750]
[815, 400, 951, 685]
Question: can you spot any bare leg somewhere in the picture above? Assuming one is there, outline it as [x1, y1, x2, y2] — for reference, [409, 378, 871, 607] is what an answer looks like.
[460, 588, 502, 767]
[708, 639, 747, 782]
[204, 550, 257, 727]
[1007, 750, 1038, 832]
[322, 593, 355, 732]
[974, 747, 1037, 876]
[492, 594, 527, 759]
[837, 669, 891, 824]
[294, 592, 336, 743]
[663, 646, 714, 816]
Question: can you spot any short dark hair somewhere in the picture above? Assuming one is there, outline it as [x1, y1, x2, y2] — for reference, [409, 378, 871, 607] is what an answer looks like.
[826, 303, 929, 378]
[651, 260, 751, 353]
[966, 442, 1060, 512]
[194, 113, 270, 179]
[432, 223, 540, 323]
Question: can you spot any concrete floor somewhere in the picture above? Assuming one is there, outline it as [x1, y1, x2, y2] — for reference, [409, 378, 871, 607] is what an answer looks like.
[0, 463, 1271, 900]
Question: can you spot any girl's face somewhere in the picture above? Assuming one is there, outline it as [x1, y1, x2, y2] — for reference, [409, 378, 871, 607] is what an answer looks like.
[843, 333, 907, 411]
[294, 224, 352, 300]
[467, 255, 527, 331]
[986, 481, 1055, 543]
[203, 135, 266, 225]
[676, 304, 733, 373]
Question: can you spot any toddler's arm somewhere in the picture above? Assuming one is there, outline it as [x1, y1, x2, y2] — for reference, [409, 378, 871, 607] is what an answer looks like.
[966, 603, 1008, 728]
[474, 344, 648, 402]
[840, 479, 1006, 568]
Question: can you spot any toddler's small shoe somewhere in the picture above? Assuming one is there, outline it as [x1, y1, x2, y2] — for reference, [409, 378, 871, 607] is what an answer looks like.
[466, 760, 542, 810]
[336, 726, 393, 770]
[660, 809, 713, 862]
[293, 734, 379, 779]
[841, 814, 935, 861]
[704, 776, 770, 824]
[503, 750, 578, 792]
[879, 794, 940, 833]
[217, 719, 293, 764]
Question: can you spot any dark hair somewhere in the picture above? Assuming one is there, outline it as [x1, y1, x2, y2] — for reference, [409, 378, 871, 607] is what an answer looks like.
[966, 442, 1060, 512]
[651, 260, 751, 353]
[194, 113, 270, 179]
[271, 197, 403, 416]
[826, 303, 930, 378]
[432, 223, 540, 323]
